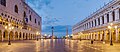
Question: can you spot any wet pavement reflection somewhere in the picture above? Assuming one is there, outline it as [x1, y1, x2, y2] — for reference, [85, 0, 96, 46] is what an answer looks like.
[37, 39, 67, 52]
[37, 39, 102, 52]
[1, 39, 120, 52]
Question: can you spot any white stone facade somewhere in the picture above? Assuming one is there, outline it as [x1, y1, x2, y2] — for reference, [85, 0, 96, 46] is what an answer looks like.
[0, 0, 41, 41]
[72, 0, 120, 42]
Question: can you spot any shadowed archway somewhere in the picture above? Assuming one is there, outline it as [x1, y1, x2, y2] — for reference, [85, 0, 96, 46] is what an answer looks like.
[26, 33, 28, 40]
[3, 30, 8, 40]
[19, 32, 22, 40]
[15, 31, 18, 40]
[9, 31, 14, 40]
[23, 33, 25, 40]
[0, 30, 2, 40]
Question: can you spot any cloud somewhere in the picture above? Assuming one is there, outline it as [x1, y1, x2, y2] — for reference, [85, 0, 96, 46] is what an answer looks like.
[43, 16, 61, 26]
[26, 0, 112, 37]
[26, 0, 52, 9]
[26, 0, 56, 26]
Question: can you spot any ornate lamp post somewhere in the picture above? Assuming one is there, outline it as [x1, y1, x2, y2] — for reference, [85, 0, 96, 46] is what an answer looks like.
[5, 24, 14, 45]
[108, 23, 117, 46]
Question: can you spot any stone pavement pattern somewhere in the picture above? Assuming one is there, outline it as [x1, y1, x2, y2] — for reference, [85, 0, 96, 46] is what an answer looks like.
[0, 39, 120, 52]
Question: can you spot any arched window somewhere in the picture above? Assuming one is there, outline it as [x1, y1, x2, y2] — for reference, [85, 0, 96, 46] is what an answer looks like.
[94, 19, 96, 26]
[102, 16, 104, 24]
[112, 11, 115, 21]
[92, 21, 93, 27]
[98, 18, 100, 25]
[14, 5, 18, 13]
[107, 14, 109, 23]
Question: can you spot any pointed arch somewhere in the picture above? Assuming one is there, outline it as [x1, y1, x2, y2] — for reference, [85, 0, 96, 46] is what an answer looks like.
[14, 5, 18, 13]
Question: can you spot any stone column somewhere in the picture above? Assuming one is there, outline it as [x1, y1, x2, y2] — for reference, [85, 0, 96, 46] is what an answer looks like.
[18, 33, 20, 40]
[21, 33, 23, 40]
[93, 33, 95, 40]
[13, 32, 15, 40]
[90, 33, 91, 40]
[24, 33, 25, 40]
[98, 33, 100, 41]
[104, 15, 107, 23]
[2, 32, 3, 41]
[96, 18, 98, 26]
[100, 17, 102, 25]
[91, 22, 92, 27]
[110, 30, 112, 41]
[24, 33, 26, 40]
[88, 33, 90, 40]
[103, 30, 106, 40]
[96, 32, 98, 40]
[8, 32, 10, 40]
[104, 30, 107, 41]
[32, 34, 34, 39]
[27, 34, 29, 40]
[116, 29, 119, 42]
[92, 33, 94, 40]
[90, 33, 92, 40]
[100, 31, 103, 40]
[29, 34, 30, 40]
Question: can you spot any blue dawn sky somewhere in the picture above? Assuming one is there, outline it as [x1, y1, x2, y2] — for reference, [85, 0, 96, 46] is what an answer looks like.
[26, 0, 112, 37]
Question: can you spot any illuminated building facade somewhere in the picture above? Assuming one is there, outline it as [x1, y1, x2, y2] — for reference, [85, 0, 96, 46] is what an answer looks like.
[0, 0, 41, 41]
[72, 0, 120, 42]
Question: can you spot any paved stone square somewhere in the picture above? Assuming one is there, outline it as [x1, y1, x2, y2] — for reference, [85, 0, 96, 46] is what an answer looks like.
[0, 39, 120, 52]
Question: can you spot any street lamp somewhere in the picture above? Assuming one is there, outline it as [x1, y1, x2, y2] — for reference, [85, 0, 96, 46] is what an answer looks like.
[79, 32, 83, 41]
[44, 34, 47, 39]
[65, 36, 67, 39]
[66, 35, 69, 39]
[36, 32, 40, 41]
[70, 34, 73, 39]
[5, 24, 14, 45]
[48, 35, 51, 39]
[68, 35, 69, 38]
[108, 23, 117, 46]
